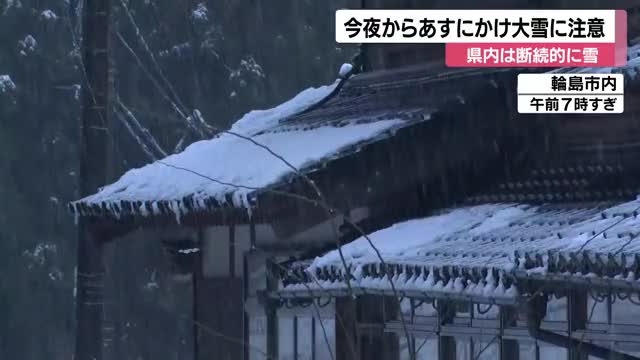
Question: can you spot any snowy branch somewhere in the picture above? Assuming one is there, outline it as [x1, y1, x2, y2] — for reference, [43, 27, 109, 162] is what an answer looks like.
[116, 99, 167, 158]
[173, 133, 187, 154]
[117, 0, 214, 139]
[114, 107, 157, 161]
[113, 99, 167, 161]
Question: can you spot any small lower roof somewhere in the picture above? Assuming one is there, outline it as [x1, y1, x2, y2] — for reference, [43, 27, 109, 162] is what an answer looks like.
[278, 199, 640, 303]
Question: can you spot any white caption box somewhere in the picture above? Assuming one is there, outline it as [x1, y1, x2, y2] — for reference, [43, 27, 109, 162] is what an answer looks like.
[518, 73, 623, 94]
[517, 73, 624, 114]
[336, 10, 616, 43]
[518, 95, 624, 114]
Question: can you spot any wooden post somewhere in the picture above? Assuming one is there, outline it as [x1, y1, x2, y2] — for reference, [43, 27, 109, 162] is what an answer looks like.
[193, 244, 202, 360]
[336, 297, 358, 360]
[437, 300, 456, 360]
[195, 228, 243, 360]
[293, 316, 299, 360]
[75, 227, 107, 360]
[265, 258, 279, 360]
[229, 224, 236, 277]
[500, 306, 519, 360]
[438, 336, 456, 360]
[311, 317, 316, 360]
[409, 299, 417, 357]
[469, 303, 475, 360]
[242, 252, 249, 360]
[382, 297, 400, 360]
[75, 0, 110, 358]
[246, 219, 255, 360]
[568, 291, 588, 360]
[358, 295, 399, 360]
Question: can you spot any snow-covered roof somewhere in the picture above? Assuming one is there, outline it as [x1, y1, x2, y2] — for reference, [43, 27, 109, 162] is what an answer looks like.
[70, 78, 432, 220]
[72, 63, 510, 221]
[278, 199, 640, 303]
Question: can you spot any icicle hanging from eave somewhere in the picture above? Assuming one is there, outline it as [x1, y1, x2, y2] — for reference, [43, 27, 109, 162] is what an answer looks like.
[73, 203, 80, 225]
[139, 202, 149, 217]
[167, 200, 182, 224]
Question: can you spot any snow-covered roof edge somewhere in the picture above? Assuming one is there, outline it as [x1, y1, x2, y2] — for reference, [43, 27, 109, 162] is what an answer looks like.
[69, 76, 351, 221]
[276, 199, 640, 302]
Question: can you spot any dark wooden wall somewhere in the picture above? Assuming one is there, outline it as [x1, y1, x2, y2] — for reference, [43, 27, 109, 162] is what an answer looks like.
[528, 86, 640, 167]
[195, 277, 244, 360]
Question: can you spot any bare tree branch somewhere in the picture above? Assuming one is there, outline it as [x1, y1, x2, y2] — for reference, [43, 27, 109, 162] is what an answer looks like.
[118, 0, 190, 116]
[113, 107, 158, 161]
[116, 99, 168, 158]
[114, 31, 201, 136]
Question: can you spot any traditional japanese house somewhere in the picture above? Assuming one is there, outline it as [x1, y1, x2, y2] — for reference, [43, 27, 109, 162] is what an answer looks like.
[70, 5, 640, 360]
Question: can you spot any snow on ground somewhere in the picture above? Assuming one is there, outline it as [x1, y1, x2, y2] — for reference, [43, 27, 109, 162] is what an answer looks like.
[0, 74, 16, 93]
[76, 80, 408, 216]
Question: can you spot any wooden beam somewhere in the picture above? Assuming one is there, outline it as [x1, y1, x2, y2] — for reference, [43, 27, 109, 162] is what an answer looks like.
[385, 318, 640, 347]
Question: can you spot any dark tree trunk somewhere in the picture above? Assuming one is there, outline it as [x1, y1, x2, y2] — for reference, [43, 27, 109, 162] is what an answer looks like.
[75, 0, 111, 359]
